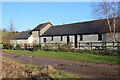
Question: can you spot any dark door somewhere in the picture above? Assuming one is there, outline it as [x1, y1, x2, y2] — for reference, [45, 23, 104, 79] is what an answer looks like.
[67, 36, 70, 45]
[74, 35, 77, 48]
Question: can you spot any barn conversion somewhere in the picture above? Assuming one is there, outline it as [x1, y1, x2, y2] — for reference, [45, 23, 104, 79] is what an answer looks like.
[10, 17, 120, 50]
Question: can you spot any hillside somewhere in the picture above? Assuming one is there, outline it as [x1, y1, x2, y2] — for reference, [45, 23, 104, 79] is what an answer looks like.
[2, 32, 19, 44]
[0, 29, 2, 43]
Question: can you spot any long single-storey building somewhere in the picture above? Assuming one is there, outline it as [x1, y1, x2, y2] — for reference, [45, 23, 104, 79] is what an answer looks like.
[10, 17, 120, 50]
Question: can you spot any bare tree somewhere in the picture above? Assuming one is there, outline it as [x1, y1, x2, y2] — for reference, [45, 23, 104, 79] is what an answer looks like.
[92, 0, 119, 42]
[8, 22, 17, 44]
[9, 22, 14, 32]
[2, 28, 8, 32]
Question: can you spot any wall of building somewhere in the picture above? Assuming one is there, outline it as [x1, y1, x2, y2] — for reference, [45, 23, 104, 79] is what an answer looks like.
[10, 39, 28, 44]
[40, 24, 52, 36]
[102, 33, 120, 50]
[81, 34, 99, 42]
[10, 35, 33, 44]
[116, 33, 120, 51]
[32, 31, 40, 44]
[31, 23, 52, 44]
[41, 34, 100, 43]
[116, 33, 120, 41]
[28, 35, 33, 43]
[102, 33, 120, 42]
[41, 36, 67, 43]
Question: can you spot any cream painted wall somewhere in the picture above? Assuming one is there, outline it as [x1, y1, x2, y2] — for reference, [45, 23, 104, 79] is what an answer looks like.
[102, 33, 120, 42]
[82, 34, 99, 42]
[28, 35, 33, 43]
[116, 33, 120, 41]
[31, 23, 52, 44]
[40, 24, 52, 36]
[41, 34, 101, 43]
[10, 35, 33, 44]
[32, 31, 40, 44]
[32, 31, 39, 37]
[41, 36, 67, 43]
[10, 39, 28, 44]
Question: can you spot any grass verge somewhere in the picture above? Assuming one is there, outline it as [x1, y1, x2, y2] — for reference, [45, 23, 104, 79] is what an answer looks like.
[3, 49, 118, 64]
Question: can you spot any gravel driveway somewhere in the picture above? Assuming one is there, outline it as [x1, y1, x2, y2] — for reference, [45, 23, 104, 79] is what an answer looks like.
[2, 51, 119, 78]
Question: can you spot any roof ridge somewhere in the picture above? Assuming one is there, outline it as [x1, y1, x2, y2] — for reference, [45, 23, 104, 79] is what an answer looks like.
[53, 17, 120, 27]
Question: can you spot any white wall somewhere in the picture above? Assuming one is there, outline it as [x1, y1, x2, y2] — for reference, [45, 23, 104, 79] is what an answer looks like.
[116, 33, 120, 41]
[41, 36, 67, 43]
[32, 23, 52, 44]
[10, 39, 28, 44]
[40, 24, 52, 36]
[32, 31, 40, 44]
[102, 33, 120, 42]
[41, 34, 101, 43]
[28, 35, 33, 43]
[10, 35, 33, 44]
[116, 33, 120, 51]
[102, 33, 120, 50]
[82, 34, 99, 42]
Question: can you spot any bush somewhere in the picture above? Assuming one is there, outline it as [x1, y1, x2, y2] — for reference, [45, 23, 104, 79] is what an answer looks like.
[9, 45, 14, 50]
[15, 44, 21, 50]
[3, 44, 10, 49]
[33, 44, 41, 51]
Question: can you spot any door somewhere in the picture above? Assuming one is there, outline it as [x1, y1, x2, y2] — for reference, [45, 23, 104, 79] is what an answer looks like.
[74, 35, 77, 48]
[67, 36, 70, 45]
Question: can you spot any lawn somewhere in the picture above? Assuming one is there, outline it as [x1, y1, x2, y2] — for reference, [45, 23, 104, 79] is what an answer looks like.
[3, 49, 118, 64]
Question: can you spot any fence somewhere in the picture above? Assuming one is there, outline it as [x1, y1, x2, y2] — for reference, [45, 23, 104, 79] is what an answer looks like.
[10, 42, 120, 51]
[40, 42, 120, 51]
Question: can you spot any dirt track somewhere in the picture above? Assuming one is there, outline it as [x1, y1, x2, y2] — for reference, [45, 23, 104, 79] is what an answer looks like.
[2, 51, 119, 78]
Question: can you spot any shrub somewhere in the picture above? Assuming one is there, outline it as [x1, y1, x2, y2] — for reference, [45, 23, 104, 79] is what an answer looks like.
[33, 45, 41, 52]
[43, 44, 51, 51]
[15, 44, 21, 50]
[9, 45, 14, 50]
[38, 44, 41, 50]
[3, 44, 10, 49]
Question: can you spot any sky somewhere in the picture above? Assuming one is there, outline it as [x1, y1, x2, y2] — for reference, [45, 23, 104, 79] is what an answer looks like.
[2, 2, 98, 31]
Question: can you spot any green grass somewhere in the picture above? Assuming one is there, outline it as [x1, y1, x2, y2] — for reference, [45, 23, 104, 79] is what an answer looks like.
[2, 32, 9, 37]
[3, 49, 118, 64]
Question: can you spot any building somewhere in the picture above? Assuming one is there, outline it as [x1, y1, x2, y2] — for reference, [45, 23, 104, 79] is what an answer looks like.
[10, 18, 120, 50]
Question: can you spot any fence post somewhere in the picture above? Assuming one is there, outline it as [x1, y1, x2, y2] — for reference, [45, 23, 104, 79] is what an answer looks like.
[113, 41, 115, 50]
[90, 42, 92, 50]
[113, 41, 115, 55]
[104, 42, 107, 51]
[79, 42, 80, 49]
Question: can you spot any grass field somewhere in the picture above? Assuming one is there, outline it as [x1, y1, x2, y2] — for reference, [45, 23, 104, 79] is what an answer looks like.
[3, 49, 118, 65]
[2, 32, 9, 37]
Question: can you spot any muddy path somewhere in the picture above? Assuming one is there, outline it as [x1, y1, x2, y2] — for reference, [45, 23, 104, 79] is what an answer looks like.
[2, 51, 119, 78]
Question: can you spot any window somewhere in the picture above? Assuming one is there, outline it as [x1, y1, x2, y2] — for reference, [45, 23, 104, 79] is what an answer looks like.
[43, 38, 46, 43]
[80, 35, 83, 41]
[51, 36, 53, 41]
[98, 34, 102, 41]
[60, 36, 63, 41]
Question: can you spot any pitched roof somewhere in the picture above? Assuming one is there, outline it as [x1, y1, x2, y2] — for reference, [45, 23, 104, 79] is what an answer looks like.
[41, 17, 120, 36]
[32, 22, 52, 31]
[12, 30, 31, 40]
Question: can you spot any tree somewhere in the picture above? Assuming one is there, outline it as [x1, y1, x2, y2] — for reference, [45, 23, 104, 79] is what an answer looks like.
[92, 0, 119, 42]
[9, 22, 14, 32]
[2, 28, 8, 32]
[8, 22, 17, 44]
